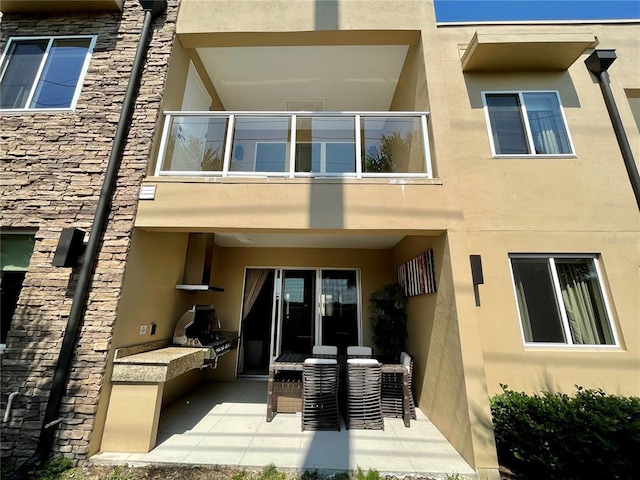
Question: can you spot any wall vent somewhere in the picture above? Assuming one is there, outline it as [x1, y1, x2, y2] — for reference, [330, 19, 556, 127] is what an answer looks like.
[283, 97, 327, 112]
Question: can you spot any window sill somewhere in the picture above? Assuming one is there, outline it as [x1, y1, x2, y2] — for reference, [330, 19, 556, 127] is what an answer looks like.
[0, 108, 76, 115]
[523, 343, 621, 352]
[492, 154, 577, 159]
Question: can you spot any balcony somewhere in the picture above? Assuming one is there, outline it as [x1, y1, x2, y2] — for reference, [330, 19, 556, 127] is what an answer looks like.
[155, 111, 432, 179]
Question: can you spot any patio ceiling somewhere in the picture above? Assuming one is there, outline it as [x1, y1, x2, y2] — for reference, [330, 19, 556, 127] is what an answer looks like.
[213, 232, 407, 249]
[196, 45, 410, 111]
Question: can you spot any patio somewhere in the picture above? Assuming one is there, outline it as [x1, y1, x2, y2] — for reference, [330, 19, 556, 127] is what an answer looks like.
[91, 380, 475, 478]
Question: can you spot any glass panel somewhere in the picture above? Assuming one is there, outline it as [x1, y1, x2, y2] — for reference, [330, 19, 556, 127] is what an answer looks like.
[31, 38, 91, 109]
[234, 117, 291, 173]
[486, 94, 530, 154]
[321, 270, 358, 355]
[162, 116, 227, 172]
[362, 116, 425, 173]
[0, 39, 48, 109]
[296, 117, 355, 174]
[523, 92, 572, 154]
[0, 234, 36, 271]
[326, 143, 356, 173]
[511, 258, 566, 343]
[295, 142, 321, 172]
[280, 270, 315, 355]
[555, 259, 614, 345]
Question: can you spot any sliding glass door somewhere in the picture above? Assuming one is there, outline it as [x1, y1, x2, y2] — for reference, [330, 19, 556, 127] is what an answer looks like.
[278, 270, 316, 355]
[272, 269, 360, 359]
[320, 270, 358, 353]
[239, 267, 362, 375]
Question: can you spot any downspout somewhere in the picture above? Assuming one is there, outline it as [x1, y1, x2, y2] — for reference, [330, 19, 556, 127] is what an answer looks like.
[9, 1, 167, 478]
[585, 49, 640, 211]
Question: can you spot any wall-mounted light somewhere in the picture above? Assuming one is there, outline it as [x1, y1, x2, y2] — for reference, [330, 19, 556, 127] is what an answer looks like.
[470, 254, 483, 307]
[470, 255, 484, 285]
[52, 228, 85, 267]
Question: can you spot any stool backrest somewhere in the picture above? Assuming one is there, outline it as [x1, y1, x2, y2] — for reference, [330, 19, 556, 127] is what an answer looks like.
[312, 345, 338, 357]
[346, 345, 372, 357]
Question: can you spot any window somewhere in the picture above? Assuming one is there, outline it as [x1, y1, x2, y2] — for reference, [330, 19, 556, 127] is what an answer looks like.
[510, 255, 616, 346]
[482, 91, 574, 156]
[0, 36, 96, 111]
[1, 233, 36, 347]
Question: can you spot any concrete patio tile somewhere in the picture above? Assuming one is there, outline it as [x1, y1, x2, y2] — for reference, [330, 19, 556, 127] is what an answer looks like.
[91, 380, 477, 478]
[240, 432, 302, 468]
[182, 432, 251, 465]
[299, 431, 352, 472]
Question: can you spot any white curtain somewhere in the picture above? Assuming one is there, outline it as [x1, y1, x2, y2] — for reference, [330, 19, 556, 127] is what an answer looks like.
[238, 269, 269, 372]
[536, 126, 561, 155]
[556, 262, 611, 345]
[243, 269, 269, 320]
[513, 271, 534, 342]
[523, 92, 570, 155]
[530, 111, 562, 154]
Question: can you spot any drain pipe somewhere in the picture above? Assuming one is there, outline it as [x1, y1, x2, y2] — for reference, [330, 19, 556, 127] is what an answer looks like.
[585, 49, 640, 210]
[8, 1, 167, 478]
[3, 392, 19, 423]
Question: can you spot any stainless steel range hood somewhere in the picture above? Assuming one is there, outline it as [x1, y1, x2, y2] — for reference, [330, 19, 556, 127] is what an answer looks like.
[176, 233, 224, 292]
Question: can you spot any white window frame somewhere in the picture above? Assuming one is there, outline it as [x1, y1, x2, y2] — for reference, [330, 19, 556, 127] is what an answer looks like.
[508, 254, 619, 349]
[481, 90, 576, 158]
[0, 35, 97, 113]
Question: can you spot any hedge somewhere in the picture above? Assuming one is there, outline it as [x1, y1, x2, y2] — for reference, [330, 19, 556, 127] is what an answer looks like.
[490, 385, 640, 480]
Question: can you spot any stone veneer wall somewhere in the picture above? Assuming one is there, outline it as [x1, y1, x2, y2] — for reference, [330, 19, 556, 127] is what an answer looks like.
[0, 0, 180, 463]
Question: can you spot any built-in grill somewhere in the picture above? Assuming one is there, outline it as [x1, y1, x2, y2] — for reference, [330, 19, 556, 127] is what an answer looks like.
[173, 305, 233, 364]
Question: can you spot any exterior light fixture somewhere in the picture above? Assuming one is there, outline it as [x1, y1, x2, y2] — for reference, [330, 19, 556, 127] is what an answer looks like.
[585, 50, 640, 210]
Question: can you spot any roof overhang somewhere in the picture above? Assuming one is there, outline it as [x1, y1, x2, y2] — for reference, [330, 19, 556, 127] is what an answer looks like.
[461, 31, 599, 72]
[0, 0, 123, 14]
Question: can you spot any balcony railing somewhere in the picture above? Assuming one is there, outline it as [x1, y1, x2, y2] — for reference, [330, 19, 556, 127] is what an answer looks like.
[155, 111, 432, 179]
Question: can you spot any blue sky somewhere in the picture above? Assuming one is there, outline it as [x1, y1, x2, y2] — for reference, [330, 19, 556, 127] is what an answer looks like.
[434, 0, 640, 22]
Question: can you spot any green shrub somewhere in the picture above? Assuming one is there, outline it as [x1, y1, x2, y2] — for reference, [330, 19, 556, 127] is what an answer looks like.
[490, 385, 640, 480]
[27, 455, 73, 480]
[257, 464, 286, 480]
[331, 472, 350, 480]
[354, 467, 381, 480]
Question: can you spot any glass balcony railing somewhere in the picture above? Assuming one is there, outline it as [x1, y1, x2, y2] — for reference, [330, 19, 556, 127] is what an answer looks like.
[155, 111, 432, 178]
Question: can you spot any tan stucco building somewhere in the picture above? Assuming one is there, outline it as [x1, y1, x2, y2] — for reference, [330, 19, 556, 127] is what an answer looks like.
[2, 1, 639, 479]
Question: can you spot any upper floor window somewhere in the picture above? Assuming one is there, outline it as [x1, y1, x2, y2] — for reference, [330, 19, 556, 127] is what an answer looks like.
[0, 36, 96, 111]
[482, 91, 574, 157]
[509, 255, 617, 347]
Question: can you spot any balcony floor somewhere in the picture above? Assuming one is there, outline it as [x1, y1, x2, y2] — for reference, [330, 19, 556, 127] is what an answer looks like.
[91, 380, 476, 478]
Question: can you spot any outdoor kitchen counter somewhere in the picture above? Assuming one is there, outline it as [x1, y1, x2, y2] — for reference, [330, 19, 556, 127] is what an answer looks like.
[101, 342, 211, 454]
[111, 346, 210, 383]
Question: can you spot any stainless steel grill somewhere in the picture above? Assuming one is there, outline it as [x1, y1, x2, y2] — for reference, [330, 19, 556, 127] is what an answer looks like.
[173, 304, 232, 364]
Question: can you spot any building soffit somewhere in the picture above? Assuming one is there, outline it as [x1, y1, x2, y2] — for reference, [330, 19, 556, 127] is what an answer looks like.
[460, 31, 599, 72]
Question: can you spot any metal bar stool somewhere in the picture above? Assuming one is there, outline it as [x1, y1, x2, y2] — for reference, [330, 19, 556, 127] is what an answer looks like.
[346, 358, 383, 430]
[302, 358, 340, 431]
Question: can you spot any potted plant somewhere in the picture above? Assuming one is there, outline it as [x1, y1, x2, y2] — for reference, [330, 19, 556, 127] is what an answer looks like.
[369, 282, 408, 362]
